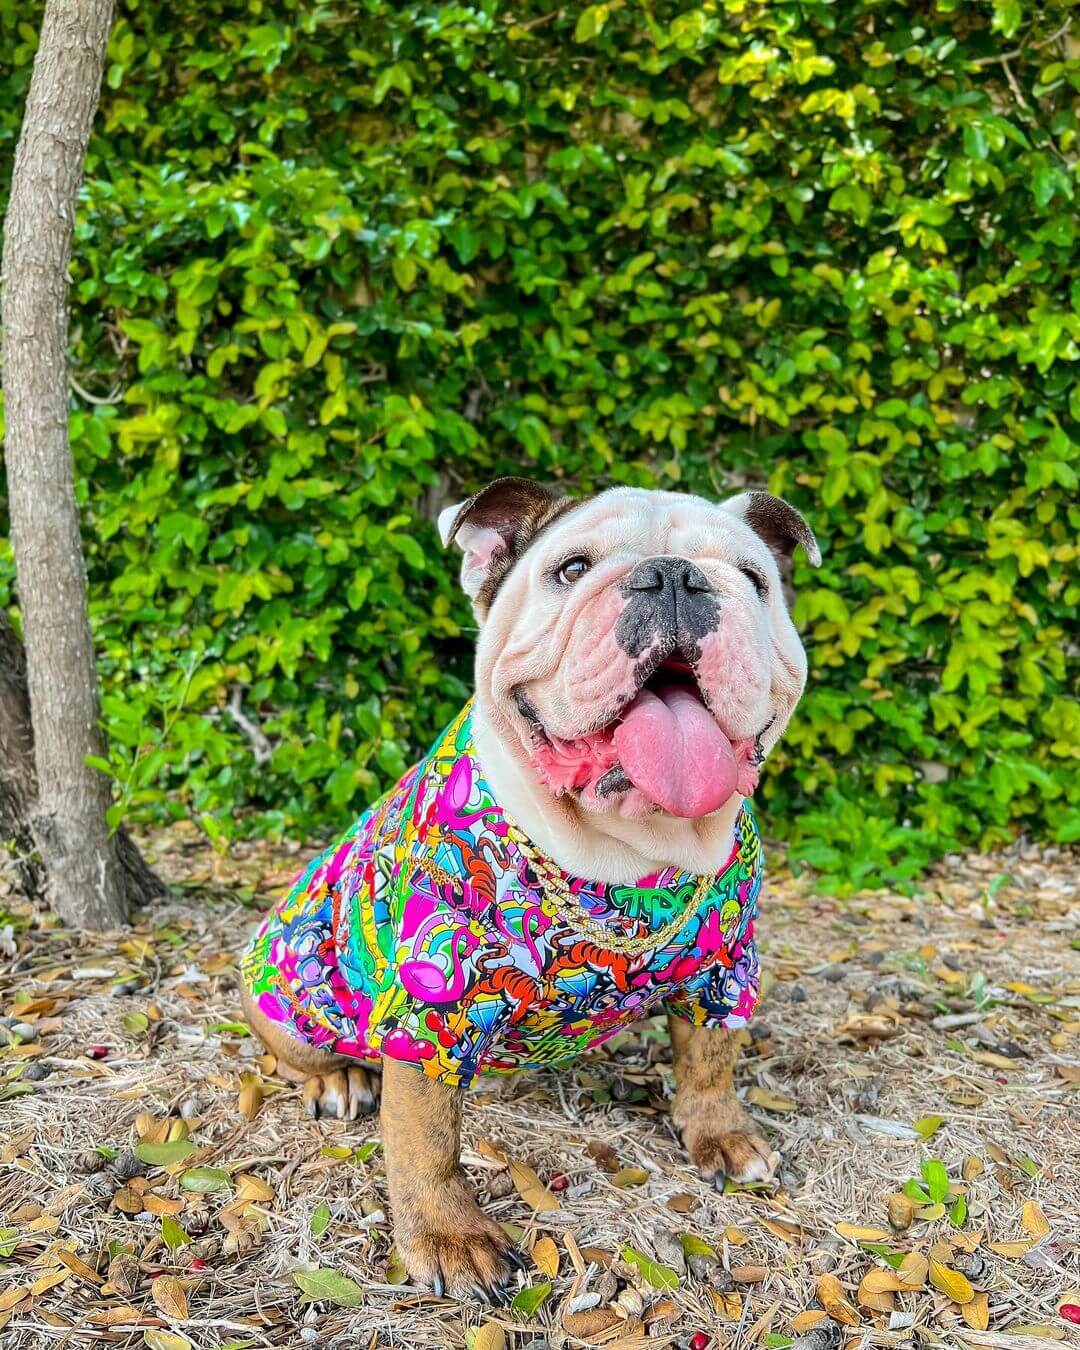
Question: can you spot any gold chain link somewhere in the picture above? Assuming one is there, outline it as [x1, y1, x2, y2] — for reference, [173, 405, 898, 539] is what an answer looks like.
[369, 771, 716, 957]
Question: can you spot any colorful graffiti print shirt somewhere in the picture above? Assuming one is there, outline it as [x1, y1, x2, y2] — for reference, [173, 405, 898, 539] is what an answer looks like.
[242, 703, 763, 1090]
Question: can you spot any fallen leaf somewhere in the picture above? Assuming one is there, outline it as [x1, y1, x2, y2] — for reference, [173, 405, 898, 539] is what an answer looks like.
[511, 1282, 552, 1319]
[292, 1268, 364, 1308]
[310, 1202, 331, 1237]
[30, 1268, 70, 1296]
[134, 1140, 195, 1167]
[990, 1239, 1034, 1258]
[509, 1160, 559, 1212]
[710, 1291, 742, 1319]
[112, 1186, 143, 1215]
[791, 1310, 829, 1332]
[731, 1263, 767, 1284]
[928, 1259, 974, 1305]
[179, 1166, 230, 1193]
[56, 1249, 102, 1284]
[563, 1308, 620, 1337]
[161, 1216, 190, 1251]
[746, 1087, 796, 1112]
[0, 1287, 30, 1314]
[836, 1222, 891, 1242]
[238, 1074, 264, 1122]
[143, 1194, 184, 1217]
[962, 1292, 990, 1330]
[963, 1156, 984, 1181]
[817, 1274, 860, 1327]
[532, 1235, 559, 1279]
[107, 1253, 139, 1297]
[236, 1173, 274, 1203]
[861, 1269, 903, 1294]
[473, 1322, 505, 1350]
[666, 1192, 696, 1213]
[151, 1275, 189, 1321]
[725, 1225, 749, 1246]
[759, 1216, 802, 1244]
[621, 1247, 679, 1289]
[1021, 1200, 1050, 1239]
[897, 1253, 929, 1290]
[144, 1333, 193, 1350]
[611, 1166, 649, 1188]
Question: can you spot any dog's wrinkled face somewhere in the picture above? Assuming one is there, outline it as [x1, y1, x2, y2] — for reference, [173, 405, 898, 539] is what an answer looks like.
[439, 480, 819, 822]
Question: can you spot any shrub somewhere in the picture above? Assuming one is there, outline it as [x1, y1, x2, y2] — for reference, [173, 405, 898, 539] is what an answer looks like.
[1, 1, 1077, 887]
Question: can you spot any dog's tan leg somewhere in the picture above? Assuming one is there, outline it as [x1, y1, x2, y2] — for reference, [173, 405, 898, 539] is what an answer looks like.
[380, 1056, 520, 1303]
[239, 983, 380, 1120]
[668, 1015, 778, 1186]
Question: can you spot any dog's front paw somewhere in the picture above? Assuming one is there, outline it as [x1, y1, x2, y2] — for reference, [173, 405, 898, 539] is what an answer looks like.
[301, 1065, 381, 1120]
[396, 1186, 523, 1303]
[686, 1124, 779, 1187]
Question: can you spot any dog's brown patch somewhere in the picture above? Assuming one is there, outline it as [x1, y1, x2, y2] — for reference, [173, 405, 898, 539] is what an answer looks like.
[668, 1014, 777, 1185]
[443, 477, 589, 613]
[381, 1057, 520, 1301]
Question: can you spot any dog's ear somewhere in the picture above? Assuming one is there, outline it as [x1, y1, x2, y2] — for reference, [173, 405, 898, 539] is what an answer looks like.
[722, 491, 820, 601]
[438, 476, 566, 609]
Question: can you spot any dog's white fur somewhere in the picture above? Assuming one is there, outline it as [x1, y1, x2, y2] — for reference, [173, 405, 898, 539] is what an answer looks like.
[441, 486, 814, 884]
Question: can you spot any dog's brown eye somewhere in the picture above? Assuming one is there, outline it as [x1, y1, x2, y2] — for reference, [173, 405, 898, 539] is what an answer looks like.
[556, 555, 591, 585]
[740, 565, 767, 598]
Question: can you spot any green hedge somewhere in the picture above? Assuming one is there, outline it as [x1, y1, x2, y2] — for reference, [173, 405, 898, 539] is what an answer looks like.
[1, 1, 1077, 888]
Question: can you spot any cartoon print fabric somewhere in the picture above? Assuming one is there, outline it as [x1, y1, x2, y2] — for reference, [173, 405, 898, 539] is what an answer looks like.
[241, 703, 763, 1090]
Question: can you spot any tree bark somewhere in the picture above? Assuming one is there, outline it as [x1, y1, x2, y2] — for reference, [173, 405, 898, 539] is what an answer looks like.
[1, 0, 163, 926]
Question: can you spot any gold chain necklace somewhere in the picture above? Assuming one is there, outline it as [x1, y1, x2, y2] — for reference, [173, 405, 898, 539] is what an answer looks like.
[415, 814, 715, 958]
[371, 769, 717, 958]
[507, 825, 715, 956]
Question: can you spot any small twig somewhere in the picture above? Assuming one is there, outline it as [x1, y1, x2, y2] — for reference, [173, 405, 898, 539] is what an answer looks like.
[68, 372, 123, 405]
[227, 688, 272, 766]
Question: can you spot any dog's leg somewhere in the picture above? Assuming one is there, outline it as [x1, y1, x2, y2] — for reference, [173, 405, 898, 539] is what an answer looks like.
[381, 1056, 519, 1303]
[668, 1015, 778, 1186]
[239, 983, 380, 1120]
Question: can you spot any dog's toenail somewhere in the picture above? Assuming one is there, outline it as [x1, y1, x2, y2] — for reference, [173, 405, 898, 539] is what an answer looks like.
[432, 1274, 444, 1297]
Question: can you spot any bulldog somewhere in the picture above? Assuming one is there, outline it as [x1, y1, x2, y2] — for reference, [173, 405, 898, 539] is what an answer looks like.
[240, 478, 819, 1302]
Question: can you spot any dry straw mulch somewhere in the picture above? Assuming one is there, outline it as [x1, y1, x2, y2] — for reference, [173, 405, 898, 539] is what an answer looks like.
[1, 827, 1078, 1350]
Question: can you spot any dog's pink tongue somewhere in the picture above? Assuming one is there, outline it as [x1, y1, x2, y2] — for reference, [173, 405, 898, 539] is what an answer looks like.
[613, 686, 738, 818]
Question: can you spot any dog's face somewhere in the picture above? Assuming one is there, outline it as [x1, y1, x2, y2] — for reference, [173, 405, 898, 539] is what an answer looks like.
[440, 480, 819, 822]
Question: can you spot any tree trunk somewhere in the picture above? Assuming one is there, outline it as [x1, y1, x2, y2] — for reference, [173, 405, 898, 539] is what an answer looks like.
[1, 0, 163, 926]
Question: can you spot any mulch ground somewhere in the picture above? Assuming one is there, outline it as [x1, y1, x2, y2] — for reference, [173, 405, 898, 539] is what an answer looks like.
[1, 826, 1077, 1350]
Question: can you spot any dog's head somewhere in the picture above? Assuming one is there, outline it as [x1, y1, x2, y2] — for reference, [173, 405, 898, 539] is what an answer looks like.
[439, 479, 819, 822]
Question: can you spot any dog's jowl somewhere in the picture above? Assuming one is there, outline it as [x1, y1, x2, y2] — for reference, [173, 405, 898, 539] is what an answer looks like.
[239, 479, 819, 1301]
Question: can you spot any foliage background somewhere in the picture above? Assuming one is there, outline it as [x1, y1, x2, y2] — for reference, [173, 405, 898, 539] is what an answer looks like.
[1, 0, 1077, 888]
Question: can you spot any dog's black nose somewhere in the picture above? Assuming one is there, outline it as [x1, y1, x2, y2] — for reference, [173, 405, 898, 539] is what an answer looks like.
[616, 556, 719, 659]
[623, 556, 713, 596]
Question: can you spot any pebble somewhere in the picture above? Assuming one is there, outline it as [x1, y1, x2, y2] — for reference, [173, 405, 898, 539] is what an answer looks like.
[111, 1150, 149, 1182]
[86, 1172, 114, 1199]
[23, 1062, 50, 1081]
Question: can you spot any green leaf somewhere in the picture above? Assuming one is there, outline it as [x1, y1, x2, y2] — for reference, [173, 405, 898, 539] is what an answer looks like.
[903, 1179, 931, 1203]
[134, 1139, 196, 1167]
[179, 1166, 231, 1193]
[0, 1227, 19, 1258]
[292, 1268, 365, 1307]
[310, 1202, 331, 1237]
[914, 1115, 944, 1140]
[949, 1196, 967, 1228]
[161, 1215, 191, 1250]
[511, 1282, 552, 1319]
[620, 1247, 679, 1290]
[921, 1159, 950, 1205]
[681, 1234, 718, 1259]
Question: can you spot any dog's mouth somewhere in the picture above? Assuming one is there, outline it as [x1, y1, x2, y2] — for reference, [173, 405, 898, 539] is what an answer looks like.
[515, 660, 769, 819]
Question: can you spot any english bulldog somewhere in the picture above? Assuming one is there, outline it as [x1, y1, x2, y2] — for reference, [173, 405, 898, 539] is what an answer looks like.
[240, 477, 819, 1301]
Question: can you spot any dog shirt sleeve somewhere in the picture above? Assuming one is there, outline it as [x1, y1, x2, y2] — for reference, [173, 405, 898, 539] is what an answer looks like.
[663, 922, 761, 1030]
